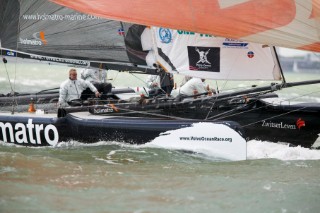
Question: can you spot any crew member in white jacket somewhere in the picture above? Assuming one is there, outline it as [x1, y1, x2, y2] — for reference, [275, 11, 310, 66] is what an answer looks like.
[80, 68, 106, 83]
[80, 68, 112, 100]
[145, 71, 174, 96]
[58, 68, 100, 107]
[176, 78, 214, 99]
[146, 75, 160, 89]
[179, 78, 207, 96]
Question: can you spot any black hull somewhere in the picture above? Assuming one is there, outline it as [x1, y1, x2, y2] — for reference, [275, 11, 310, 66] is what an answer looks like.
[89, 98, 320, 148]
[219, 107, 320, 148]
[1, 89, 319, 148]
[0, 112, 243, 146]
[161, 102, 320, 148]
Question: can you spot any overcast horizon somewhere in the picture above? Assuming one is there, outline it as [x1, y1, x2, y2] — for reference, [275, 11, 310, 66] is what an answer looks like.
[278, 47, 312, 57]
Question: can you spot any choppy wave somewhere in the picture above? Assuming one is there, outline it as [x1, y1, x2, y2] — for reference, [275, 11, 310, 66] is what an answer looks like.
[1, 139, 320, 161]
[247, 140, 320, 160]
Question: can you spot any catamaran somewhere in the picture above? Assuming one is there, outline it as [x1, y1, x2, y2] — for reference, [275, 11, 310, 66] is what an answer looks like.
[1, 0, 320, 159]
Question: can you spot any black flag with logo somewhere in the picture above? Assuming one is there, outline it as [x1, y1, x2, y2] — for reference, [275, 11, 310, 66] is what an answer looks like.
[187, 46, 220, 72]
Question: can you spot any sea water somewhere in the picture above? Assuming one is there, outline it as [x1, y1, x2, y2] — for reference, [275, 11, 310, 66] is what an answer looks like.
[1, 141, 320, 213]
[1, 62, 320, 212]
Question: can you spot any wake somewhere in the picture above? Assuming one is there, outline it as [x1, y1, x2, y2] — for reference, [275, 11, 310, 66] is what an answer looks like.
[247, 140, 320, 160]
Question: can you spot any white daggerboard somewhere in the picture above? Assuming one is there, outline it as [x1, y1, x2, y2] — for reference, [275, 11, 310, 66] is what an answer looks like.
[148, 122, 247, 161]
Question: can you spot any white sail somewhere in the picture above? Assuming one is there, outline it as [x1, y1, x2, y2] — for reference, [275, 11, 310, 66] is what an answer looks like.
[143, 27, 282, 80]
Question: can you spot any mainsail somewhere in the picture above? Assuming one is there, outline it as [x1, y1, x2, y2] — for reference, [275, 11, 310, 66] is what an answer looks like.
[52, 0, 320, 53]
[0, 0, 153, 71]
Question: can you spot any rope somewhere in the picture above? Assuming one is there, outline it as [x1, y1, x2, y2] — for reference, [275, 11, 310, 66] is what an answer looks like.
[205, 94, 314, 128]
[2, 58, 15, 93]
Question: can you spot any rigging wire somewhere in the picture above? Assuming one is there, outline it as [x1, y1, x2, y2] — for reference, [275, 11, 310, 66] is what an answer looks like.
[206, 94, 270, 121]
[206, 89, 319, 128]
[205, 91, 221, 120]
[110, 70, 149, 89]
[1, 57, 15, 93]
[215, 80, 220, 94]
[128, 72, 149, 87]
[0, 55, 19, 114]
[279, 89, 320, 102]
[0, 38, 16, 96]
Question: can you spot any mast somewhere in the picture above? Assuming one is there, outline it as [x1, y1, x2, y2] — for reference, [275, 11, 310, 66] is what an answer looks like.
[273, 46, 286, 84]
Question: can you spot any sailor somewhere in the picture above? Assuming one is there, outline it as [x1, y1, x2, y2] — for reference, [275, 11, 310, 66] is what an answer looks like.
[58, 68, 100, 107]
[180, 76, 192, 87]
[146, 75, 160, 89]
[177, 78, 214, 98]
[81, 68, 106, 83]
[80, 68, 112, 100]
[146, 69, 174, 96]
[159, 71, 174, 95]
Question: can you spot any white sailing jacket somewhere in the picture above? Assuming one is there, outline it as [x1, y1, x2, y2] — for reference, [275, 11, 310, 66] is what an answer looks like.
[146, 75, 160, 89]
[81, 68, 106, 83]
[59, 78, 98, 106]
[179, 78, 207, 96]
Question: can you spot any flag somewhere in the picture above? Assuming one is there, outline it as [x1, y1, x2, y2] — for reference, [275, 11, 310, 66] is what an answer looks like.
[247, 51, 254, 58]
[118, 28, 125, 36]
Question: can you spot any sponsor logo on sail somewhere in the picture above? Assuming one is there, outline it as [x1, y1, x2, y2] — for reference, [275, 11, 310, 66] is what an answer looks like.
[247, 51, 254, 58]
[5, 51, 16, 57]
[118, 28, 125, 36]
[223, 38, 248, 49]
[0, 119, 59, 146]
[159, 28, 172, 43]
[177, 30, 212, 37]
[38, 31, 47, 45]
[19, 31, 47, 46]
[187, 46, 220, 72]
